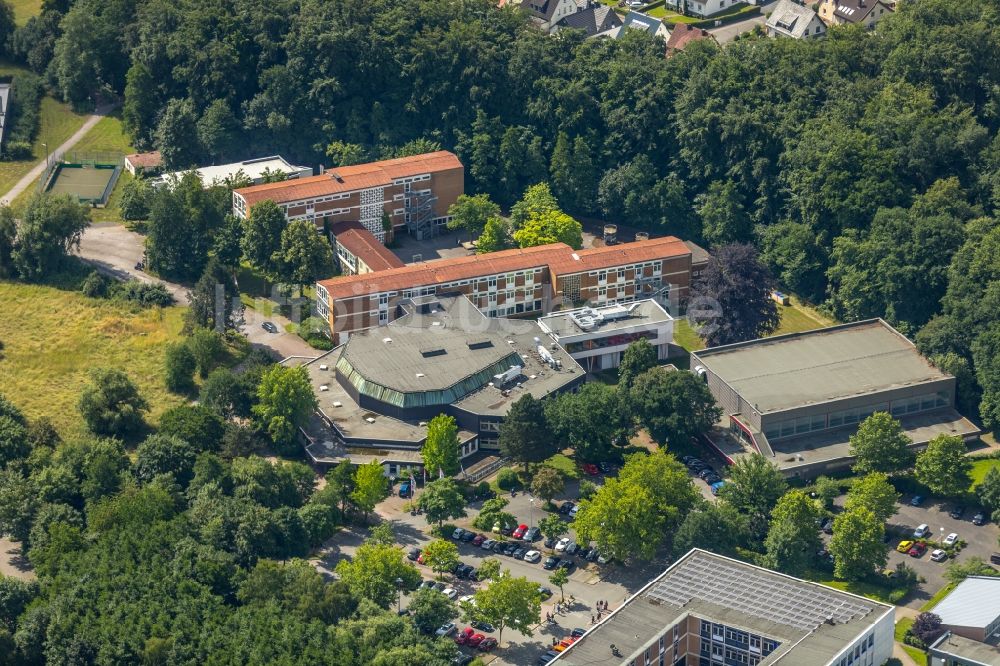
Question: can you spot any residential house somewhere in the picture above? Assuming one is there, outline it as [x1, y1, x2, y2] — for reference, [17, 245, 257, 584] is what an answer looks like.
[664, 0, 732, 17]
[504, 0, 585, 32]
[555, 5, 624, 37]
[666, 24, 717, 55]
[155, 155, 312, 189]
[618, 10, 671, 40]
[766, 0, 827, 38]
[124, 151, 164, 177]
[817, 0, 892, 28]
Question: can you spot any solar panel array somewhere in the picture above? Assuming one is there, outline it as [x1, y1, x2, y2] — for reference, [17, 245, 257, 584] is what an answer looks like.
[646, 553, 876, 632]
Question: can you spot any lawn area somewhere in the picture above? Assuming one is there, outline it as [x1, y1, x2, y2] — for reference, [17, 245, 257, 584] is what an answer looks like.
[674, 318, 705, 352]
[970, 458, 1000, 487]
[544, 453, 581, 480]
[69, 115, 135, 224]
[10, 0, 40, 24]
[773, 297, 834, 336]
[0, 279, 188, 439]
[814, 576, 896, 604]
[894, 618, 928, 666]
[0, 96, 90, 197]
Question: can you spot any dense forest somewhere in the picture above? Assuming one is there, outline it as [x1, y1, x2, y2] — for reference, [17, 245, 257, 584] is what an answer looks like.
[1, 0, 1000, 660]
[11, 0, 997, 425]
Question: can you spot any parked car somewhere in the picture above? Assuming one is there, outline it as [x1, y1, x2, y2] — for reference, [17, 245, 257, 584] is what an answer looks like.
[481, 538, 495, 550]
[467, 633, 486, 648]
[538, 650, 559, 665]
[908, 542, 928, 558]
[472, 534, 485, 547]
[513, 547, 528, 560]
[710, 481, 726, 495]
[524, 526, 541, 541]
[914, 524, 930, 538]
[492, 541, 506, 553]
[578, 547, 593, 561]
[471, 620, 495, 633]
[459, 595, 475, 605]
[974, 512, 987, 526]
[399, 481, 412, 498]
[565, 541, 579, 556]
[558, 559, 575, 572]
[543, 556, 559, 570]
[455, 564, 474, 579]
[513, 524, 529, 539]
[461, 531, 476, 542]
[943, 532, 959, 546]
[407, 548, 421, 561]
[544, 536, 557, 549]
[452, 528, 466, 540]
[455, 627, 475, 645]
[582, 463, 599, 476]
[910, 495, 925, 506]
[434, 582, 448, 592]
[478, 637, 498, 652]
[501, 523, 516, 536]
[597, 552, 611, 565]
[453, 654, 475, 666]
[569, 505, 580, 518]
[537, 586, 553, 599]
[586, 548, 600, 562]
[419, 580, 435, 590]
[698, 468, 717, 480]
[524, 549, 542, 563]
[555, 537, 571, 552]
[558, 501, 575, 515]
[598, 462, 614, 473]
[990, 553, 1000, 565]
[950, 506, 966, 520]
[820, 518, 834, 535]
[931, 549, 948, 562]
[436, 623, 457, 637]
[571, 628, 587, 638]
[503, 543, 518, 557]
[261, 321, 278, 333]
[896, 540, 915, 554]
[443, 587, 458, 600]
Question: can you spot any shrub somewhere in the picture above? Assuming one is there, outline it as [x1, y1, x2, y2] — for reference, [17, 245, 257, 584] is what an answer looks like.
[110, 280, 173, 307]
[119, 177, 153, 221]
[579, 479, 598, 500]
[80, 270, 111, 298]
[164, 341, 197, 393]
[496, 468, 519, 490]
[2, 140, 32, 160]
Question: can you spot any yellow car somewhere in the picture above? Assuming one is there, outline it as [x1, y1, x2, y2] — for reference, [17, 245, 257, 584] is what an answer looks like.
[896, 540, 914, 553]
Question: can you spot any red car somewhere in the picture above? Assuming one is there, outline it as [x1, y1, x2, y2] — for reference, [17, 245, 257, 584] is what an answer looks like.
[908, 542, 928, 558]
[472, 534, 485, 547]
[478, 637, 499, 652]
[582, 464, 599, 476]
[455, 627, 475, 645]
[467, 633, 486, 648]
[512, 524, 528, 539]
[417, 553, 426, 565]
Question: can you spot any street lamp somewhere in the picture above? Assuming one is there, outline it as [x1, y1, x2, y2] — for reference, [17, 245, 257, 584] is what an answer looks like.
[42, 143, 48, 168]
[529, 497, 535, 529]
[395, 577, 404, 613]
[939, 527, 945, 543]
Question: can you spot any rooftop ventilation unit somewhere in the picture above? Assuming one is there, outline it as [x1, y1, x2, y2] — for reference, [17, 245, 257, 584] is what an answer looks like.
[365, 416, 376, 423]
[416, 373, 425, 378]
[383, 337, 393, 344]
[319, 364, 329, 371]
[493, 365, 523, 387]
[319, 385, 329, 391]
[332, 401, 342, 408]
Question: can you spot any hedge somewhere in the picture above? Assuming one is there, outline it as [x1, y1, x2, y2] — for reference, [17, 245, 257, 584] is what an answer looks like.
[3, 72, 44, 153]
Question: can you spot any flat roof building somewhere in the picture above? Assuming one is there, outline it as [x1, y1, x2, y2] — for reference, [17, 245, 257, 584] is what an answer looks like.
[932, 576, 1000, 643]
[930, 631, 1000, 666]
[300, 295, 583, 474]
[691, 319, 979, 476]
[153, 155, 312, 189]
[553, 548, 895, 666]
[538, 300, 674, 372]
[232, 151, 463, 243]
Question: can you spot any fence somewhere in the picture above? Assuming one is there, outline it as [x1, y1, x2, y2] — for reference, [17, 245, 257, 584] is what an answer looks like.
[37, 150, 125, 194]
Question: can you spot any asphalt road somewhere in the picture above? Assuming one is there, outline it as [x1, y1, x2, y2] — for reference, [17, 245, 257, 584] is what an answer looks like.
[707, 1, 775, 43]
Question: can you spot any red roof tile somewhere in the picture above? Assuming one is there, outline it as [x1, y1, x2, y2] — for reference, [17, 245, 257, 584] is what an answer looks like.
[234, 151, 463, 208]
[317, 237, 691, 302]
[334, 227, 405, 272]
[125, 151, 163, 168]
[666, 24, 716, 52]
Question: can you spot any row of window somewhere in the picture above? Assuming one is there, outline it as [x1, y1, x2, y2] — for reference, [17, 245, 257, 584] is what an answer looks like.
[763, 391, 950, 441]
[834, 633, 875, 666]
[393, 174, 431, 185]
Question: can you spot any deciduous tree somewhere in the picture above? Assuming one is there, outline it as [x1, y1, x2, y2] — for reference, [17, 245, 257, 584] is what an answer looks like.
[829, 507, 887, 581]
[629, 368, 721, 446]
[421, 538, 459, 580]
[512, 210, 583, 250]
[849, 412, 915, 475]
[9, 193, 89, 281]
[672, 501, 749, 559]
[334, 538, 420, 607]
[499, 394, 555, 473]
[241, 200, 286, 278]
[717, 454, 787, 538]
[446, 194, 500, 241]
[350, 461, 389, 524]
[762, 490, 821, 576]
[530, 467, 564, 506]
[408, 587, 458, 633]
[77, 368, 148, 438]
[422, 414, 460, 477]
[470, 574, 541, 645]
[253, 365, 317, 456]
[844, 473, 899, 524]
[417, 478, 467, 527]
[915, 434, 972, 496]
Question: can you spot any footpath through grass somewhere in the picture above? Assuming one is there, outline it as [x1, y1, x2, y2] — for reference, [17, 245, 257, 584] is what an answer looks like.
[894, 618, 928, 666]
[0, 279, 188, 438]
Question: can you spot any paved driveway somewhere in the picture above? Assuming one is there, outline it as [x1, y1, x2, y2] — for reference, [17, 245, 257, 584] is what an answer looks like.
[708, 1, 775, 43]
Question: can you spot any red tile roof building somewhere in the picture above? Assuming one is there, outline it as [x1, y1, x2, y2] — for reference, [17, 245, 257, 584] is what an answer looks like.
[231, 151, 464, 244]
[316, 234, 701, 344]
[666, 24, 717, 55]
[329, 222, 405, 275]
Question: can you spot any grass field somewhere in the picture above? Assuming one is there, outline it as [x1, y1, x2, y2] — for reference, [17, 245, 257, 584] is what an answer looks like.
[0, 96, 91, 197]
[920, 583, 955, 611]
[0, 280, 188, 439]
[894, 618, 928, 666]
[970, 458, 1000, 487]
[10, 0, 40, 24]
[672, 297, 834, 353]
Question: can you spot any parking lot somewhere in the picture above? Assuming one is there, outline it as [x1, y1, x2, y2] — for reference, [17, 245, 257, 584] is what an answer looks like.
[317, 472, 667, 666]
